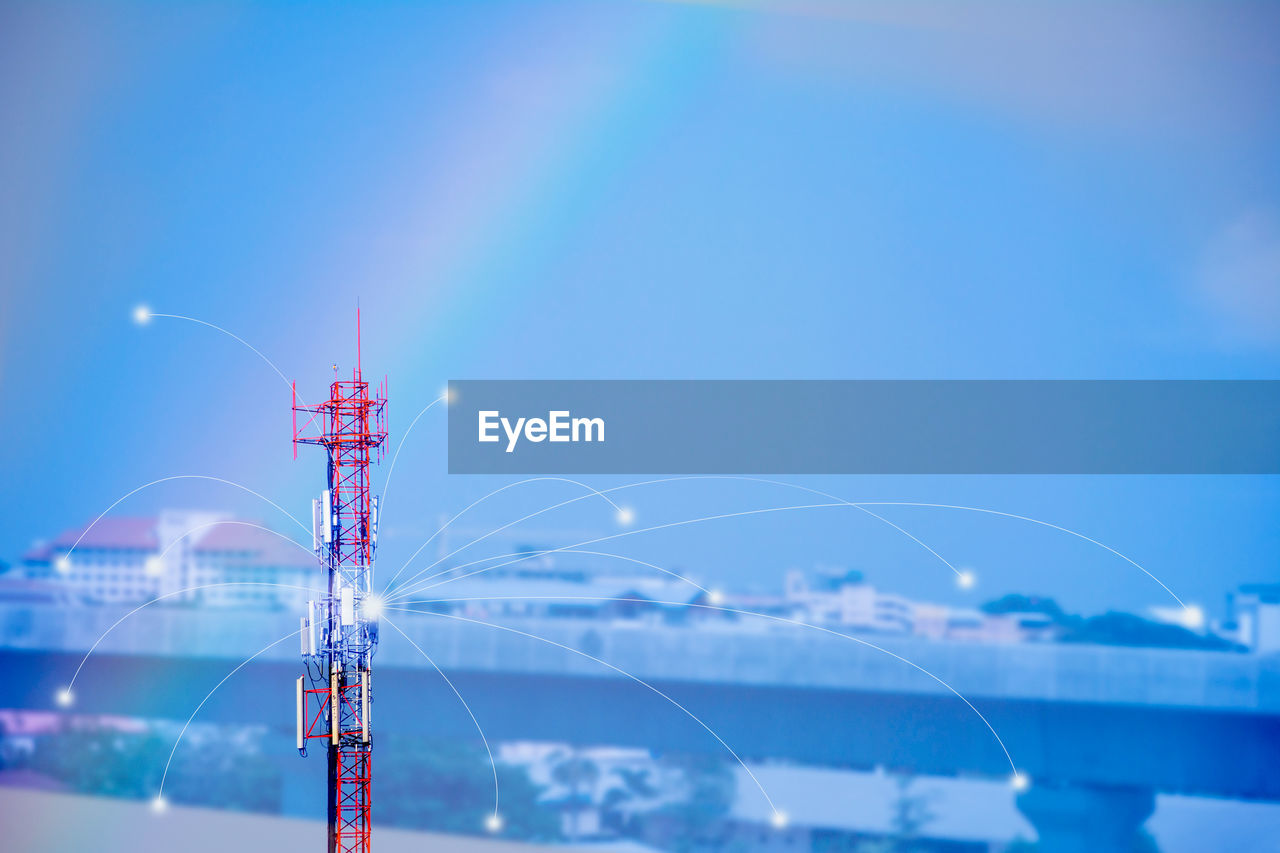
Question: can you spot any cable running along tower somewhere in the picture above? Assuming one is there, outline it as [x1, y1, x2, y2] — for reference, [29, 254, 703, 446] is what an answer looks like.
[293, 310, 387, 853]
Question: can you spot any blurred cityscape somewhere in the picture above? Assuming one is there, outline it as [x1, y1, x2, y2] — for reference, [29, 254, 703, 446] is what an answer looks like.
[2, 510, 1279, 852]
[9, 510, 1277, 652]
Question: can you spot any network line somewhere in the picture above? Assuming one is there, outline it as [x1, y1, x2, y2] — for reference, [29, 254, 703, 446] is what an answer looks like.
[385, 606, 787, 821]
[129, 310, 1176, 611]
[387, 475, 1188, 612]
[383, 616, 502, 825]
[62, 581, 320, 699]
[382, 476, 626, 596]
[378, 393, 447, 525]
[388, 596, 1023, 782]
[156, 626, 305, 807]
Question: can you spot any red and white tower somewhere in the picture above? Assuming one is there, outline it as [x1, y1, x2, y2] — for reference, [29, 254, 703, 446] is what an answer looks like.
[293, 310, 387, 853]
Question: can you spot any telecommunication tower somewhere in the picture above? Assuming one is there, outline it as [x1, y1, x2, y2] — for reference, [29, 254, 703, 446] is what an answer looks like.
[293, 310, 387, 853]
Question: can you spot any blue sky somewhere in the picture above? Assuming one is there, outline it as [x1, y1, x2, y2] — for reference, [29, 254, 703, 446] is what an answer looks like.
[2, 1, 1278, 618]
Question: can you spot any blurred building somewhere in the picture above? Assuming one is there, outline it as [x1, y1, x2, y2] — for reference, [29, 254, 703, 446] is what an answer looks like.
[405, 554, 1064, 644]
[1223, 583, 1280, 653]
[416, 558, 702, 625]
[784, 568, 914, 633]
[782, 567, 1054, 643]
[14, 511, 321, 609]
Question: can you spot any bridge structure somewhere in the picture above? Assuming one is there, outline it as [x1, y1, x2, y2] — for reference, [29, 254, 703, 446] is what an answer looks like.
[3, 602, 1278, 852]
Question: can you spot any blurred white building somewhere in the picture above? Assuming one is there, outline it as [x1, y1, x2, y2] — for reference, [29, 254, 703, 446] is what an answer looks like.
[17, 511, 321, 609]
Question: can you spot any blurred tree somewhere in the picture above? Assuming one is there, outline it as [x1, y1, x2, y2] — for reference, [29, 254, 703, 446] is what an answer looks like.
[981, 594, 1074, 624]
[29, 727, 167, 799]
[29, 724, 281, 811]
[887, 775, 937, 852]
[1062, 611, 1239, 651]
[165, 734, 282, 812]
[551, 749, 600, 841]
[653, 752, 735, 853]
[599, 765, 660, 836]
[615, 765, 658, 799]
[983, 594, 1241, 651]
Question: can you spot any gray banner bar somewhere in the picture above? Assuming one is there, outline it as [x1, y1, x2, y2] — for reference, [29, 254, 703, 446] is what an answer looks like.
[446, 380, 1280, 474]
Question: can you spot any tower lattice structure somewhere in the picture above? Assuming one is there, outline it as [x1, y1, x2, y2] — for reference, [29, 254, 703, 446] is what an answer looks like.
[293, 312, 387, 853]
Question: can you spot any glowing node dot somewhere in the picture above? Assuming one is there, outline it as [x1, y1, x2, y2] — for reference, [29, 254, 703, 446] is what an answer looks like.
[363, 594, 385, 620]
[1011, 772, 1030, 792]
[132, 304, 152, 326]
[484, 813, 504, 833]
[770, 810, 789, 829]
[442, 387, 454, 405]
[1183, 605, 1205, 630]
[616, 507, 635, 526]
[55, 556, 72, 574]
[144, 556, 164, 576]
[151, 796, 168, 813]
[957, 570, 977, 590]
[55, 688, 73, 708]
[708, 589, 725, 606]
